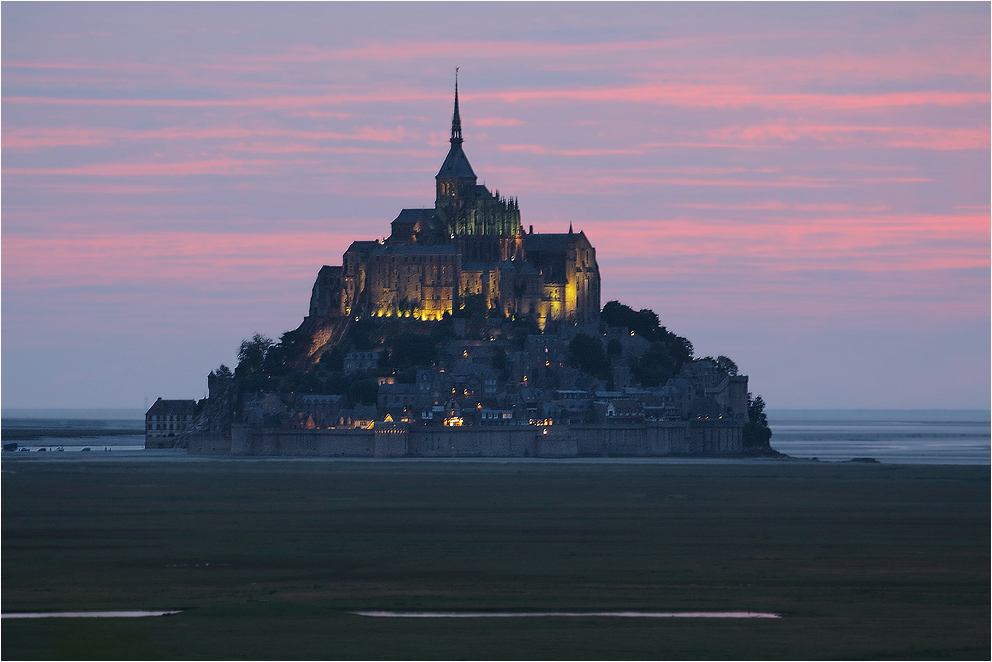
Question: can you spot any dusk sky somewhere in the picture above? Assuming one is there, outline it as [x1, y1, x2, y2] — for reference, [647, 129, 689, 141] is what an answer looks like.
[2, 2, 989, 411]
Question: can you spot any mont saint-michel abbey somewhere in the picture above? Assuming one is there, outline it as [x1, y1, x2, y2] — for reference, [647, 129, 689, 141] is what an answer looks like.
[309, 82, 601, 329]
[157, 80, 757, 459]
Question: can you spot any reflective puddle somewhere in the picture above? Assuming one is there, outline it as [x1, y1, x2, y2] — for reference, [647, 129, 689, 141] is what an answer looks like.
[3, 611, 181, 619]
[353, 611, 780, 619]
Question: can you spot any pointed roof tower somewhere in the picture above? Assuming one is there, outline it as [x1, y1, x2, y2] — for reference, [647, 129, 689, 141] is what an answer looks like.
[437, 68, 477, 181]
[451, 67, 463, 144]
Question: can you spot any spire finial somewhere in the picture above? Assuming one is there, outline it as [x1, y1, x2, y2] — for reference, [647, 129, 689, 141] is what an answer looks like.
[451, 67, 463, 144]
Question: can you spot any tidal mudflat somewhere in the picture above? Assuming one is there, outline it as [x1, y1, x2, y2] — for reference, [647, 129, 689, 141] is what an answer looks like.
[2, 460, 988, 659]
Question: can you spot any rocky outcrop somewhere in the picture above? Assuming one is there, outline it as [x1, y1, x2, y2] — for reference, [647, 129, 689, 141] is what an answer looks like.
[175, 374, 236, 451]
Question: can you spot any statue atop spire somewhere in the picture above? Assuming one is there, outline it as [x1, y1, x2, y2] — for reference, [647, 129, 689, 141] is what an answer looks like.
[451, 67, 463, 144]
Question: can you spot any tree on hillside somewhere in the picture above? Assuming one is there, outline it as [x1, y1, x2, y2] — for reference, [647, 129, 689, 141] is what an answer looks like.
[631, 342, 677, 387]
[347, 378, 379, 406]
[454, 293, 487, 319]
[717, 355, 739, 376]
[344, 319, 379, 351]
[318, 346, 345, 372]
[504, 315, 541, 349]
[601, 301, 693, 372]
[237, 334, 274, 375]
[698, 355, 739, 377]
[743, 393, 773, 449]
[385, 332, 436, 370]
[568, 333, 610, 381]
[213, 364, 233, 378]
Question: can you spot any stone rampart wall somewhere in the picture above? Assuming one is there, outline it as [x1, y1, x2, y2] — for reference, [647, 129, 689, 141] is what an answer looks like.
[571, 422, 692, 456]
[230, 425, 375, 457]
[218, 420, 743, 457]
[408, 426, 573, 458]
[687, 419, 743, 455]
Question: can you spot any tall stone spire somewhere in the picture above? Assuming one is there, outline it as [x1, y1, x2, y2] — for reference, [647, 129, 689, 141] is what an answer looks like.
[437, 68, 476, 182]
[451, 67, 463, 144]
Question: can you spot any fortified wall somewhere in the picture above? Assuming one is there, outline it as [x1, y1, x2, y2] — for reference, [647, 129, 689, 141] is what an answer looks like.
[222, 420, 743, 458]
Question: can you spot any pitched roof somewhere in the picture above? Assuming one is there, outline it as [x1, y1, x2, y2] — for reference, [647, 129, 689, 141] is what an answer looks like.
[146, 398, 196, 416]
[522, 233, 575, 252]
[436, 142, 477, 180]
[392, 208, 435, 225]
[345, 240, 381, 254]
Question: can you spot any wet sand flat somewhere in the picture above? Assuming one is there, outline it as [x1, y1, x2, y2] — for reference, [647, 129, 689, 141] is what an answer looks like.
[2, 459, 988, 659]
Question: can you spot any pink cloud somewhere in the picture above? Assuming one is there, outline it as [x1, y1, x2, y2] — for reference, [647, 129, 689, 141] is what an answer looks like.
[2, 157, 315, 177]
[5, 83, 985, 116]
[708, 123, 991, 150]
[513, 174, 852, 195]
[2, 231, 361, 290]
[471, 117, 523, 127]
[0, 90, 440, 109]
[2, 124, 415, 153]
[2, 181, 185, 196]
[499, 144, 643, 156]
[668, 201, 889, 212]
[584, 214, 989, 270]
[479, 84, 989, 111]
[587, 211, 990, 322]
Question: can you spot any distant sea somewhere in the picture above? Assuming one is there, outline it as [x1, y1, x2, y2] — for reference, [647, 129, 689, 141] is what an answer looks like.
[766, 409, 990, 465]
[2, 409, 989, 464]
[1, 411, 146, 451]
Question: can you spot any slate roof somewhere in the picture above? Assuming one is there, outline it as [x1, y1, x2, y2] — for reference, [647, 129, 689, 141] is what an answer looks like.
[373, 244, 459, 256]
[522, 233, 580, 251]
[146, 398, 196, 417]
[392, 208, 435, 225]
[436, 142, 477, 180]
[345, 240, 382, 253]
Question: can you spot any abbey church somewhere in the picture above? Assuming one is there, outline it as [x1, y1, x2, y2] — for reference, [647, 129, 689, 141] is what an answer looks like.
[308, 80, 601, 329]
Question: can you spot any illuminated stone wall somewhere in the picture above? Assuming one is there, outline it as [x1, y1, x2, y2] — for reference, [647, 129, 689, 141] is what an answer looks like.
[365, 246, 460, 320]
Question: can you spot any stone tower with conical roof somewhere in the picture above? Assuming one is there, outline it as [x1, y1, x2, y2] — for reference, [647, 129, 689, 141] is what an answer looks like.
[435, 69, 478, 228]
[434, 70, 521, 262]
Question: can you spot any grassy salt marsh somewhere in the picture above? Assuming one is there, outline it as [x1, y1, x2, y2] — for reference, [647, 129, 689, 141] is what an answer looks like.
[2, 460, 988, 659]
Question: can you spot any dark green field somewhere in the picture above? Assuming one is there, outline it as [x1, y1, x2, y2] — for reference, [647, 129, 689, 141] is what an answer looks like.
[2, 459, 988, 659]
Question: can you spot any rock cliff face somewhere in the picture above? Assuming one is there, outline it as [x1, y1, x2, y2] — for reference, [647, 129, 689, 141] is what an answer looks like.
[286, 314, 352, 369]
[175, 374, 236, 451]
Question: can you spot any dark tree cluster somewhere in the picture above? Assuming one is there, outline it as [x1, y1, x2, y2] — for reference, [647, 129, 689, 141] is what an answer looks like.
[230, 317, 448, 406]
[631, 343, 678, 388]
[743, 393, 773, 449]
[452, 293, 488, 319]
[382, 332, 436, 370]
[601, 300, 694, 388]
[221, 298, 765, 422]
[568, 333, 611, 381]
[698, 355, 739, 376]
